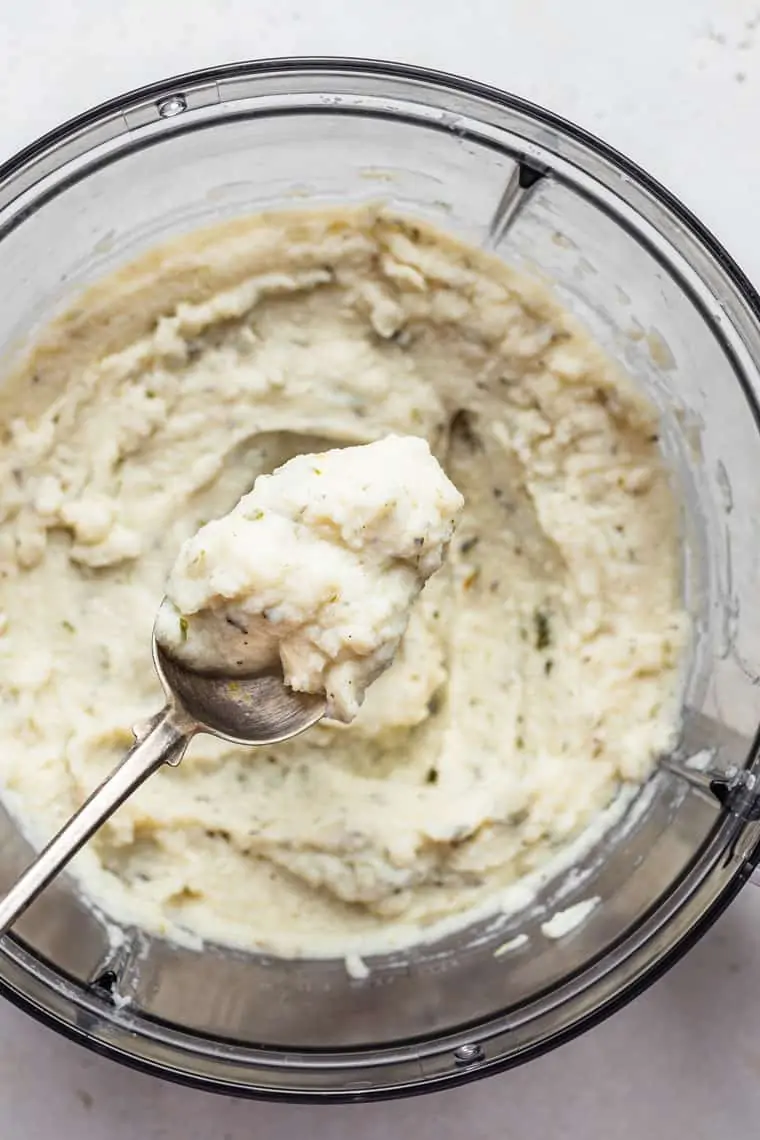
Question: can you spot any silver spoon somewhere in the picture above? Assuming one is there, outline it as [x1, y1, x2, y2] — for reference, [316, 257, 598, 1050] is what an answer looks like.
[0, 632, 326, 936]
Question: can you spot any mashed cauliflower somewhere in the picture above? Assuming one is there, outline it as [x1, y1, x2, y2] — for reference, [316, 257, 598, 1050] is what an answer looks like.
[0, 206, 687, 956]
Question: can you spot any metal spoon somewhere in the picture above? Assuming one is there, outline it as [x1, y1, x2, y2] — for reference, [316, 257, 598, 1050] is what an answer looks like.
[0, 632, 326, 936]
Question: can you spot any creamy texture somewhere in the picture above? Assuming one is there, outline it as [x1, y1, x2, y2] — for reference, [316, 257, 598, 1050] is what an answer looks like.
[0, 207, 687, 956]
[155, 435, 463, 723]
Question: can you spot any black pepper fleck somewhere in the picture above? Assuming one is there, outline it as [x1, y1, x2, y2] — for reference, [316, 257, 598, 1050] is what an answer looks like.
[449, 409, 481, 450]
[427, 693, 441, 715]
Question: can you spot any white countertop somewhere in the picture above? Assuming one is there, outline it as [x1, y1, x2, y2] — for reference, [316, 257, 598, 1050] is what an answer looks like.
[1, 0, 760, 1135]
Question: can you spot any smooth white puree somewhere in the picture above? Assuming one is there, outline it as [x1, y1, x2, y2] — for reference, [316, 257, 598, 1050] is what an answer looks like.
[155, 435, 463, 722]
[0, 206, 688, 957]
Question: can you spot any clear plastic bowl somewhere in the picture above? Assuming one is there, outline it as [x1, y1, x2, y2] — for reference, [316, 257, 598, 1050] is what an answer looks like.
[0, 58, 760, 1101]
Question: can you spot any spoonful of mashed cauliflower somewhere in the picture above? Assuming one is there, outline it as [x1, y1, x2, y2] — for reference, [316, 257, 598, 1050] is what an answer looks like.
[0, 434, 462, 936]
[155, 434, 463, 723]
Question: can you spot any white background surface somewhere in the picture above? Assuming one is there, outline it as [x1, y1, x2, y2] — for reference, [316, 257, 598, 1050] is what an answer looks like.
[1, 0, 760, 1136]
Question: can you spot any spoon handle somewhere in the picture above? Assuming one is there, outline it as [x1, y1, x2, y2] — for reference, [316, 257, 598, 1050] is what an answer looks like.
[0, 706, 190, 938]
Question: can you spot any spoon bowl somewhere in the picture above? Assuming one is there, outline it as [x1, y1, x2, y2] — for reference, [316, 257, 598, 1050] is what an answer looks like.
[154, 639, 326, 746]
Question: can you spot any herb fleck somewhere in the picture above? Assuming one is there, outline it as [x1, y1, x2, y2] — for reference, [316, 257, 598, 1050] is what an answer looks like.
[533, 607, 552, 651]
[515, 735, 525, 750]
[179, 616, 189, 642]
[204, 828, 231, 842]
[459, 536, 479, 555]
[425, 767, 439, 785]
[61, 620, 75, 633]
[544, 658, 554, 675]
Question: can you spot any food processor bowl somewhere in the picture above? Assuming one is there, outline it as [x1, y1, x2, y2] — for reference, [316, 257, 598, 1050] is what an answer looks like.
[0, 58, 759, 1101]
